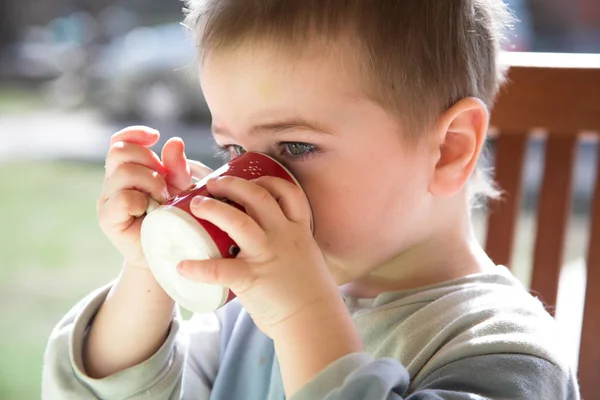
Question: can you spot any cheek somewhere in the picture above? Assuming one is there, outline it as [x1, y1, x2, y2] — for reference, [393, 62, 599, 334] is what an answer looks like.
[304, 155, 429, 263]
[305, 164, 422, 242]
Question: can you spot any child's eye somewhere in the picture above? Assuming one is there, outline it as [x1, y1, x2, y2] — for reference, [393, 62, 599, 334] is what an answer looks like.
[280, 142, 317, 159]
[228, 144, 246, 157]
[213, 144, 245, 162]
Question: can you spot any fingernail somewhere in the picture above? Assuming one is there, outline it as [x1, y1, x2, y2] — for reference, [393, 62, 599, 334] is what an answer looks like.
[176, 262, 186, 275]
[191, 196, 205, 207]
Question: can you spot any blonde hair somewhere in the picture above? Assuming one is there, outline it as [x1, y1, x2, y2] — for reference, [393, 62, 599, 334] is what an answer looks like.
[183, 0, 513, 204]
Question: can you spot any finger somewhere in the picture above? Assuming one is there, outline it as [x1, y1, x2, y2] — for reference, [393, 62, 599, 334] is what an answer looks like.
[110, 126, 160, 147]
[162, 137, 191, 193]
[189, 195, 267, 255]
[252, 176, 312, 229]
[177, 258, 254, 292]
[205, 176, 284, 229]
[188, 159, 213, 182]
[98, 189, 149, 228]
[105, 141, 166, 177]
[101, 164, 169, 205]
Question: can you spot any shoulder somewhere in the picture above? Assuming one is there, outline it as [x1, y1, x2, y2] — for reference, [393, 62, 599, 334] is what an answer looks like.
[360, 268, 572, 382]
[413, 270, 572, 382]
[428, 276, 569, 369]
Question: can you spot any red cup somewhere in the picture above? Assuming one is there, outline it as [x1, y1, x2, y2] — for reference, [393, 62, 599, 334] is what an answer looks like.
[141, 152, 309, 314]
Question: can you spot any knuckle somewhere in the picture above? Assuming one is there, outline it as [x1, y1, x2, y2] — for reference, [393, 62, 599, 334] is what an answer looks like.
[204, 261, 221, 282]
[251, 175, 270, 188]
[108, 140, 127, 154]
[109, 131, 121, 144]
[289, 183, 304, 198]
[102, 192, 126, 216]
[255, 188, 272, 204]
[235, 272, 257, 295]
[101, 191, 144, 223]
[117, 162, 138, 176]
[233, 214, 253, 231]
[105, 143, 128, 166]
[109, 141, 144, 161]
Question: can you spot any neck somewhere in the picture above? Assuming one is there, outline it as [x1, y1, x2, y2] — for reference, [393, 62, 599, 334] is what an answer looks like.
[339, 200, 496, 298]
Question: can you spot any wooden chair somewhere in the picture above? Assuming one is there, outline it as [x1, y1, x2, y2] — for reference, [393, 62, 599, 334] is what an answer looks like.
[485, 52, 600, 400]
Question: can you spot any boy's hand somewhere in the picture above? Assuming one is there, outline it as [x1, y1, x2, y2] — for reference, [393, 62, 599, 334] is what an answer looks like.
[98, 126, 212, 269]
[177, 175, 344, 337]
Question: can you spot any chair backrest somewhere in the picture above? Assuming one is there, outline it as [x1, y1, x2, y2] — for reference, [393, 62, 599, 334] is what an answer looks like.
[485, 52, 600, 399]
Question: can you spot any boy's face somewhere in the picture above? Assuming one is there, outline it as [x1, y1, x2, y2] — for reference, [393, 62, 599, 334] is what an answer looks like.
[200, 44, 438, 284]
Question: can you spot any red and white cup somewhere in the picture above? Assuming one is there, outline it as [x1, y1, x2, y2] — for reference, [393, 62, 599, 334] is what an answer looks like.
[141, 152, 310, 314]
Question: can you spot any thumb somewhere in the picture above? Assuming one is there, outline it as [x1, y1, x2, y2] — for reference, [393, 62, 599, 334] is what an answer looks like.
[177, 258, 252, 291]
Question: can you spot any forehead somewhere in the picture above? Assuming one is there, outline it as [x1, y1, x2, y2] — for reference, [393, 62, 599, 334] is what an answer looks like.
[199, 41, 366, 104]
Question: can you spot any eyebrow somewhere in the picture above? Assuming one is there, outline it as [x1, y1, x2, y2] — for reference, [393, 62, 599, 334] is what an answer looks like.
[212, 118, 334, 138]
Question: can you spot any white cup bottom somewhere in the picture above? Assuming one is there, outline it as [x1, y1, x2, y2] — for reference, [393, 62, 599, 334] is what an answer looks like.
[141, 206, 230, 314]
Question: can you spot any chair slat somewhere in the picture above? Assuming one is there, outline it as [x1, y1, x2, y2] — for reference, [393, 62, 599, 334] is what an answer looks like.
[485, 133, 528, 268]
[530, 135, 578, 314]
[579, 142, 600, 399]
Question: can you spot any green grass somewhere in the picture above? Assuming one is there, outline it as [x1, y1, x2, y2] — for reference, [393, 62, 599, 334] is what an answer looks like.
[0, 161, 122, 400]
[0, 86, 45, 114]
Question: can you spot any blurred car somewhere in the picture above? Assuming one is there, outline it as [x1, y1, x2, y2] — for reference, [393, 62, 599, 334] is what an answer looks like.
[88, 23, 211, 124]
[3, 25, 85, 83]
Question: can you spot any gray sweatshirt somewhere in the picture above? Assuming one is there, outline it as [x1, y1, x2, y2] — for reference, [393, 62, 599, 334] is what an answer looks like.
[42, 266, 580, 399]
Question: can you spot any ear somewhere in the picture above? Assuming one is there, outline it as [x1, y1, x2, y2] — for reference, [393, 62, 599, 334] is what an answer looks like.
[429, 97, 489, 197]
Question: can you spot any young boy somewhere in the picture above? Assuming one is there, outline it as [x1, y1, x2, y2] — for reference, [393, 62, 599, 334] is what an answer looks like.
[42, 1, 580, 399]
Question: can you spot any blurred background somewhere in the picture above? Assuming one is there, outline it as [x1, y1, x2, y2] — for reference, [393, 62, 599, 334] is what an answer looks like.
[0, 0, 598, 398]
